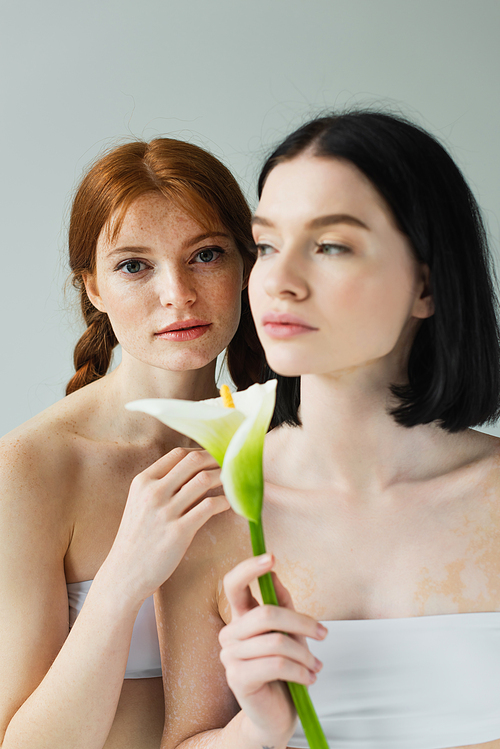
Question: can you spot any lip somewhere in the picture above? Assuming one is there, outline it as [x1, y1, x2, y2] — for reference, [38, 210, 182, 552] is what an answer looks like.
[155, 319, 212, 342]
[261, 312, 318, 339]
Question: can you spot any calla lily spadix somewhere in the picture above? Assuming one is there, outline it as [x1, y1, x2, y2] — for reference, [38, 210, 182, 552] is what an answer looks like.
[125, 380, 328, 749]
[126, 380, 277, 523]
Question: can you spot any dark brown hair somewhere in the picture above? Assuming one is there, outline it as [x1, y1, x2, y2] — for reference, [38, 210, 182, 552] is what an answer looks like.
[259, 111, 500, 432]
[67, 138, 263, 395]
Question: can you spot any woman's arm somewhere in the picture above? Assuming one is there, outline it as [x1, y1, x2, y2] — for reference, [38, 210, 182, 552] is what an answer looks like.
[0, 438, 227, 749]
[158, 551, 325, 749]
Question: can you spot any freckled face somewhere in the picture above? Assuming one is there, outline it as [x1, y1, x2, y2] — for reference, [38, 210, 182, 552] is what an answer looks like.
[249, 156, 433, 378]
[85, 192, 244, 372]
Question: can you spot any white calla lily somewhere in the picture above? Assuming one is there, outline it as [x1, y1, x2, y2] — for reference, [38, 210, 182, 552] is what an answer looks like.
[125, 380, 277, 523]
[125, 378, 328, 749]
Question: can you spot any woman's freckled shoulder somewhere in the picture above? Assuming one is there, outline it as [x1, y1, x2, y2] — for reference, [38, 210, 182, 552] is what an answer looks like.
[0, 392, 98, 506]
[167, 509, 251, 610]
[160, 509, 250, 624]
[2, 415, 67, 474]
[184, 508, 251, 566]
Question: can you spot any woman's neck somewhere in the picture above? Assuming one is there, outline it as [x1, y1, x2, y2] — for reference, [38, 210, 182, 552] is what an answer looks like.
[94, 350, 220, 444]
[271, 365, 456, 497]
[113, 350, 219, 401]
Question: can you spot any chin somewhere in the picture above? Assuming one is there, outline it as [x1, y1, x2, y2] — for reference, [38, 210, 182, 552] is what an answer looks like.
[156, 352, 219, 372]
[125, 345, 219, 374]
[264, 353, 308, 378]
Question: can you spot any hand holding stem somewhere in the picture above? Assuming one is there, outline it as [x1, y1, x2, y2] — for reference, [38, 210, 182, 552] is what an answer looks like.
[219, 554, 327, 748]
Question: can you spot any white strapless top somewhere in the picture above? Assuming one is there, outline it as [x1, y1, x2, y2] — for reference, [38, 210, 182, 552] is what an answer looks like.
[289, 612, 500, 749]
[67, 580, 162, 679]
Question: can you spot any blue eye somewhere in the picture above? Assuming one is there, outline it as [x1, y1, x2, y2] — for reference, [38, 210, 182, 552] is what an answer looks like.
[193, 248, 223, 263]
[119, 260, 148, 274]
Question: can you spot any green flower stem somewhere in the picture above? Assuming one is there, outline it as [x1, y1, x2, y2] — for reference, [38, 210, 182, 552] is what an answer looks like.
[248, 519, 330, 749]
[248, 519, 279, 605]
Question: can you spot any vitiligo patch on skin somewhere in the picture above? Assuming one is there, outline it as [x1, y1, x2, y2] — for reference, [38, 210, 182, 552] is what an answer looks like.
[414, 467, 500, 615]
[274, 553, 320, 617]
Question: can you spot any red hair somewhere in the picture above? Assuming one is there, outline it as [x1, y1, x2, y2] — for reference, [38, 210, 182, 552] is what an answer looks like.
[66, 138, 263, 395]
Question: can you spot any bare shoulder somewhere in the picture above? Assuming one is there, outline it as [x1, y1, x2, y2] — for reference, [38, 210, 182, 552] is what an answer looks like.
[2, 395, 76, 478]
[160, 507, 251, 622]
[175, 507, 250, 578]
[466, 428, 500, 491]
[453, 427, 500, 481]
[412, 427, 500, 523]
[0, 385, 102, 524]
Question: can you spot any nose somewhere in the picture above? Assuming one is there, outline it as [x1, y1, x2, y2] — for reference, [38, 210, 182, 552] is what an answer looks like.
[157, 266, 196, 308]
[262, 250, 310, 301]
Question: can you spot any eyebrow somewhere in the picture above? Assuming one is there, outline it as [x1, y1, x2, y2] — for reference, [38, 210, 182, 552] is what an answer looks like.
[251, 214, 369, 230]
[106, 232, 232, 258]
[106, 245, 150, 258]
[181, 231, 231, 249]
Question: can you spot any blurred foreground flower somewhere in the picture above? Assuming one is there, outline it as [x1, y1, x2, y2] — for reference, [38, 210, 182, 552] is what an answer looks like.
[126, 381, 328, 749]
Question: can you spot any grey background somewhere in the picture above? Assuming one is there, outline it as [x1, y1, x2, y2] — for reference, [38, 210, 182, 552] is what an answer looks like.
[2, 0, 499, 437]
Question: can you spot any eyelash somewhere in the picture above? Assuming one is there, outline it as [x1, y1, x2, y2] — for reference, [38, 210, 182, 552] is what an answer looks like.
[316, 242, 350, 256]
[116, 247, 225, 275]
[254, 243, 274, 258]
[117, 259, 150, 275]
[254, 242, 350, 258]
[191, 247, 225, 264]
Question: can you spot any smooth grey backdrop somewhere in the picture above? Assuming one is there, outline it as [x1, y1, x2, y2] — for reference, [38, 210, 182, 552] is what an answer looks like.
[2, 0, 499, 437]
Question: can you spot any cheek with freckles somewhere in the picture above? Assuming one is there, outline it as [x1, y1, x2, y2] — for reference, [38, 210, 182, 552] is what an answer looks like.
[104, 266, 243, 372]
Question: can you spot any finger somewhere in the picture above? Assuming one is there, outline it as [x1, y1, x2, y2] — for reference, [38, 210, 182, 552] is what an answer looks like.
[220, 631, 322, 674]
[168, 467, 223, 516]
[227, 601, 327, 643]
[225, 655, 318, 695]
[143, 447, 218, 483]
[178, 493, 230, 533]
[223, 554, 275, 619]
[138, 446, 197, 481]
[157, 449, 221, 497]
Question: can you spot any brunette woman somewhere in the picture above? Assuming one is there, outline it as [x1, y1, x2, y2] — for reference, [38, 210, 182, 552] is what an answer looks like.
[157, 112, 500, 749]
[0, 137, 262, 749]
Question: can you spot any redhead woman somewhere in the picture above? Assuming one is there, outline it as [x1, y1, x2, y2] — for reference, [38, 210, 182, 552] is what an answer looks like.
[156, 113, 500, 749]
[0, 138, 263, 749]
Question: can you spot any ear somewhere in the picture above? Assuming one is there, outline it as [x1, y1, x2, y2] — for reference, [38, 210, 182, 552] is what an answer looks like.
[412, 264, 434, 319]
[82, 272, 106, 313]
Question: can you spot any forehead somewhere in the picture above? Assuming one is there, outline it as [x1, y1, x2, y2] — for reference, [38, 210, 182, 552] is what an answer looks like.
[101, 192, 208, 246]
[257, 155, 392, 226]
[96, 192, 234, 261]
